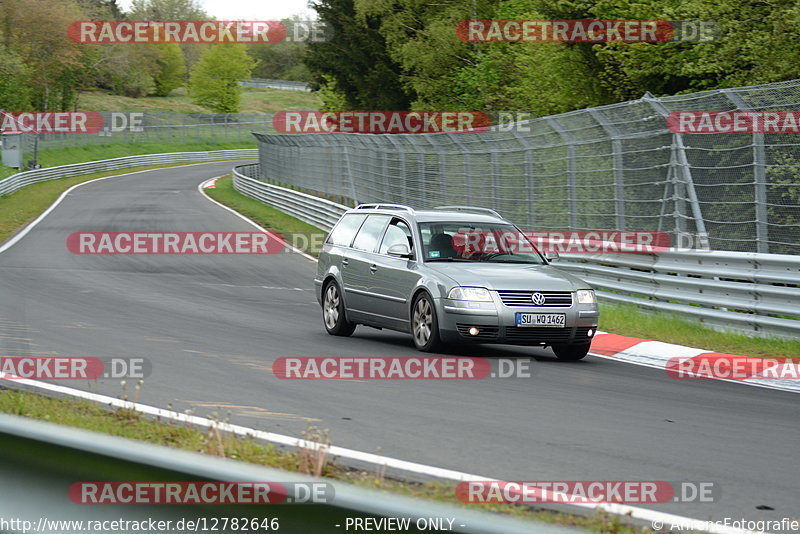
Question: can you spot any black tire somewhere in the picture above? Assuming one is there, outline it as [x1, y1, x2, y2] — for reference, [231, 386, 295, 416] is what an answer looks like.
[411, 293, 443, 352]
[552, 343, 591, 361]
[322, 280, 356, 336]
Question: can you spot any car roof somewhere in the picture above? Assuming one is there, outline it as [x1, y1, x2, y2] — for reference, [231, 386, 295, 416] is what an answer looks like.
[343, 208, 507, 225]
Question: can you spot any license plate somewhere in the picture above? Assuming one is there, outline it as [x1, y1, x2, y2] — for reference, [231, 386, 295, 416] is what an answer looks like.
[515, 313, 566, 327]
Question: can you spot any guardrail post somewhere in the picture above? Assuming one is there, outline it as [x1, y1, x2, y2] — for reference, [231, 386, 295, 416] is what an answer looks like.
[588, 108, 626, 231]
[721, 89, 770, 253]
[644, 93, 710, 249]
[546, 118, 577, 230]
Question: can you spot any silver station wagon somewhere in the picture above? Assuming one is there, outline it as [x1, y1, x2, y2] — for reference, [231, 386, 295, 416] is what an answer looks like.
[314, 205, 599, 360]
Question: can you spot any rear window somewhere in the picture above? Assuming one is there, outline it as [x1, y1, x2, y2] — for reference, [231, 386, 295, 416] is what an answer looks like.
[327, 214, 367, 247]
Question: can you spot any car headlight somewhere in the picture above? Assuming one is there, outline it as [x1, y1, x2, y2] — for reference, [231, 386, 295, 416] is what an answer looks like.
[576, 289, 596, 304]
[448, 286, 493, 302]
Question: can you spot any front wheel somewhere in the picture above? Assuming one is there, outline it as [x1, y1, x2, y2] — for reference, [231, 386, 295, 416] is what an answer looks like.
[552, 343, 591, 361]
[322, 281, 356, 336]
[411, 293, 443, 352]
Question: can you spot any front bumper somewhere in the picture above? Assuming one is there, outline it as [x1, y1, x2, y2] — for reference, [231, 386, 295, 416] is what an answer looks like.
[436, 294, 598, 347]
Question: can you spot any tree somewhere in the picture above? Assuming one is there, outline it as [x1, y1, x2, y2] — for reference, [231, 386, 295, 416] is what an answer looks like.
[153, 43, 186, 96]
[188, 45, 255, 112]
[0, 0, 87, 110]
[305, 0, 413, 110]
[128, 0, 211, 71]
[128, 0, 208, 19]
[0, 47, 31, 109]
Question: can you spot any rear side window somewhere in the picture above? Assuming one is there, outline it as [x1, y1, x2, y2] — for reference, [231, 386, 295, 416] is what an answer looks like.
[352, 215, 390, 252]
[327, 214, 367, 247]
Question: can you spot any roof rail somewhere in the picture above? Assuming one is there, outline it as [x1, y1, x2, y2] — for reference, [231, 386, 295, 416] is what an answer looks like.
[355, 203, 415, 214]
[432, 205, 505, 219]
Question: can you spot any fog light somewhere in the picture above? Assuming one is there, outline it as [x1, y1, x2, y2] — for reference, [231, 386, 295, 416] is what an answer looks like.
[469, 327, 480, 336]
[587, 329, 594, 337]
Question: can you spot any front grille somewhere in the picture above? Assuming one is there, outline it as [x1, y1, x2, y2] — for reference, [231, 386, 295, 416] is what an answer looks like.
[496, 290, 573, 307]
[503, 326, 575, 343]
[456, 324, 500, 339]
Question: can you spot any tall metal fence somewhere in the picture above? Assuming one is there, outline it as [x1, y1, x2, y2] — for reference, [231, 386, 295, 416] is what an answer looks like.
[253, 79, 800, 255]
[20, 111, 275, 154]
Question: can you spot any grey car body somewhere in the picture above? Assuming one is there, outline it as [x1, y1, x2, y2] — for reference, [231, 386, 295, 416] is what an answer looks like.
[314, 204, 599, 359]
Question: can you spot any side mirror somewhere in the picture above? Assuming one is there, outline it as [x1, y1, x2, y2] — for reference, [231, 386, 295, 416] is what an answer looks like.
[545, 251, 559, 262]
[387, 243, 413, 259]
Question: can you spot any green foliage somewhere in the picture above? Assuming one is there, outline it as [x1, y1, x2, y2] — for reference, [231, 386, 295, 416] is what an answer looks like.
[188, 45, 256, 112]
[302, 0, 800, 112]
[0, 47, 31, 109]
[153, 44, 186, 96]
[305, 0, 412, 110]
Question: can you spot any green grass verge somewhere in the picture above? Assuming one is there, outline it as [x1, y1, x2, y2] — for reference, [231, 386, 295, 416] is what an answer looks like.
[0, 389, 645, 534]
[598, 302, 800, 359]
[78, 86, 320, 113]
[205, 175, 324, 257]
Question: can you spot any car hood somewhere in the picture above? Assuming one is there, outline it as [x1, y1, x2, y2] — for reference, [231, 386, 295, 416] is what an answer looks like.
[425, 263, 587, 291]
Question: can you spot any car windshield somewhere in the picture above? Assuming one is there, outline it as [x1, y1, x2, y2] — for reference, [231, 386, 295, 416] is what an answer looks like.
[419, 222, 546, 264]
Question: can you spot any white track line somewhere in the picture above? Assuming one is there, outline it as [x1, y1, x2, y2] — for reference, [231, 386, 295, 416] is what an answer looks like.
[198, 176, 317, 262]
[0, 164, 767, 534]
[0, 376, 760, 534]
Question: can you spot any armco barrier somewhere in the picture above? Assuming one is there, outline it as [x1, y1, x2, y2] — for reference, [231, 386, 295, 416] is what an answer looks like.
[0, 149, 258, 197]
[232, 164, 800, 339]
[0, 414, 560, 534]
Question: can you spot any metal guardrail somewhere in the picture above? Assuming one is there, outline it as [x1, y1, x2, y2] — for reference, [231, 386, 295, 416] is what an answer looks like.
[239, 78, 312, 91]
[233, 163, 347, 230]
[0, 149, 258, 197]
[0, 414, 561, 534]
[232, 164, 800, 339]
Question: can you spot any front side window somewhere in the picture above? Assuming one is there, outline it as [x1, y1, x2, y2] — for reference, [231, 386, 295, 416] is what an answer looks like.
[379, 219, 413, 255]
[419, 222, 546, 264]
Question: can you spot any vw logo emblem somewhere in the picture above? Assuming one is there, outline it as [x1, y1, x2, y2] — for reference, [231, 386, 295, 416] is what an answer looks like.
[531, 292, 546, 305]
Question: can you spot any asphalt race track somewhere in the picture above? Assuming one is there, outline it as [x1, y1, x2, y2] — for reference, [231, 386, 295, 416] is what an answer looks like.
[1, 162, 797, 524]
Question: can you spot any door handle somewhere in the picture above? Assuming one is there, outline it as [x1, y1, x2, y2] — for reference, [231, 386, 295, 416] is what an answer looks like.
[369, 264, 378, 273]
[342, 259, 349, 266]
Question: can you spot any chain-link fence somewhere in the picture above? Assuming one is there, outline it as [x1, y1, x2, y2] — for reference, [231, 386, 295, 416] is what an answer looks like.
[253, 79, 800, 255]
[19, 111, 275, 154]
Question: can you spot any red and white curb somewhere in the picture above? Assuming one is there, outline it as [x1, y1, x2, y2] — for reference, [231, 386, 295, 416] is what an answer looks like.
[202, 176, 219, 189]
[590, 332, 800, 394]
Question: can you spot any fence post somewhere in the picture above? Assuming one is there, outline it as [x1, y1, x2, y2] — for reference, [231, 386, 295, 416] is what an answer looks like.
[546, 118, 577, 230]
[588, 108, 626, 231]
[721, 89, 770, 253]
[510, 128, 535, 229]
[644, 93, 710, 249]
